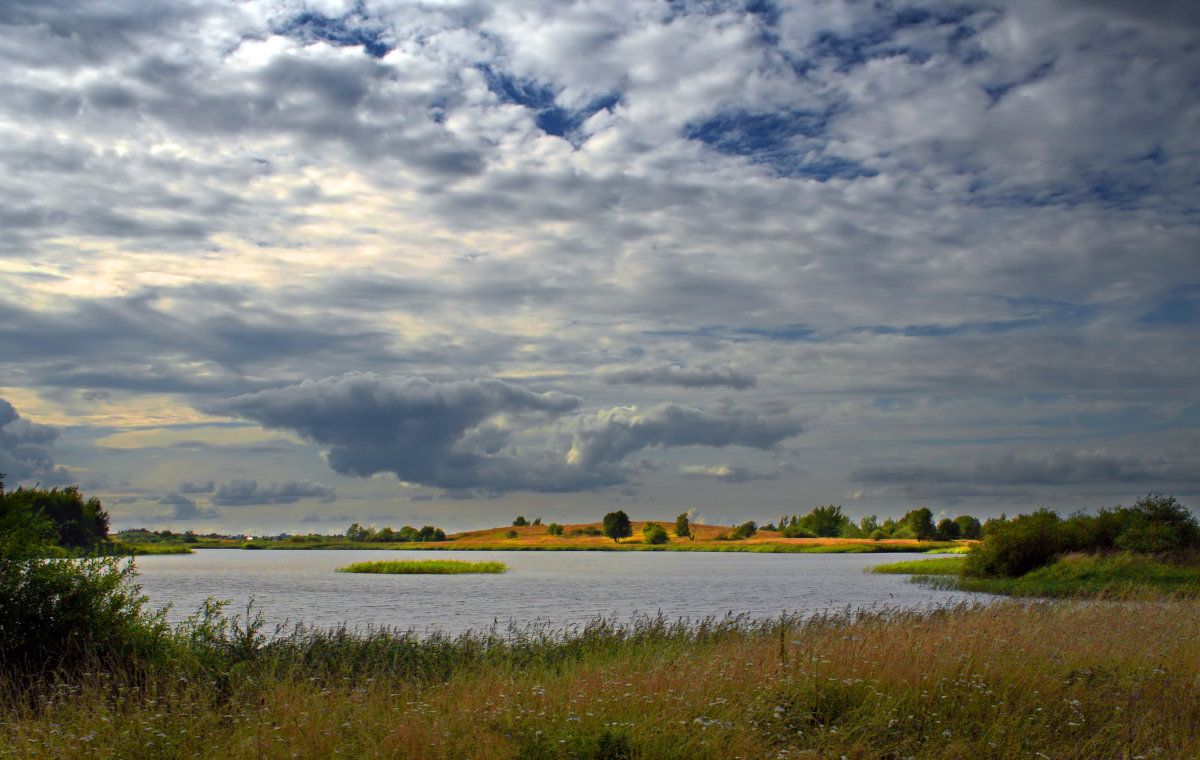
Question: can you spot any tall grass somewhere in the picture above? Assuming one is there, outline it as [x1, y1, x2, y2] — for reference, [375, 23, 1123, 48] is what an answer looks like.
[3, 596, 1199, 759]
[336, 559, 507, 574]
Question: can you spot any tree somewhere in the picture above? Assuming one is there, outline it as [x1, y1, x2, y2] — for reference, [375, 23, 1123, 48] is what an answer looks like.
[546, 522, 564, 536]
[0, 483, 110, 549]
[902, 508, 936, 541]
[512, 515, 529, 527]
[731, 520, 758, 540]
[953, 515, 982, 540]
[935, 518, 961, 541]
[642, 522, 669, 545]
[602, 510, 632, 543]
[799, 505, 848, 538]
[674, 512, 692, 539]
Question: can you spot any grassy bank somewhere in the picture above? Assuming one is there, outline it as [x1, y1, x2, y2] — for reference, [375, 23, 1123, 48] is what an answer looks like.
[336, 559, 507, 574]
[3, 596, 1198, 759]
[874, 552, 1200, 598]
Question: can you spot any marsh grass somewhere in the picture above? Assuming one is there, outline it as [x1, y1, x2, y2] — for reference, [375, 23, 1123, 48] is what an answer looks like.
[4, 596, 1200, 759]
[872, 557, 967, 575]
[335, 559, 507, 574]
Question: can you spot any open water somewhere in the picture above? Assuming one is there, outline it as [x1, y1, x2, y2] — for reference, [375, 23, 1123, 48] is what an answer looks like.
[129, 549, 981, 636]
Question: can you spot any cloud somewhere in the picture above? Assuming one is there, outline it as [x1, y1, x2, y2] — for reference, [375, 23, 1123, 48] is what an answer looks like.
[679, 464, 778, 483]
[178, 480, 215, 494]
[602, 365, 755, 390]
[0, 398, 69, 484]
[853, 449, 1200, 487]
[565, 403, 805, 472]
[210, 478, 337, 506]
[157, 491, 219, 520]
[205, 373, 804, 494]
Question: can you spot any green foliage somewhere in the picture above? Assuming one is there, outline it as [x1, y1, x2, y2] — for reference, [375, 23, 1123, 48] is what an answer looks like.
[642, 522, 669, 545]
[673, 511, 691, 539]
[965, 495, 1200, 579]
[513, 515, 529, 527]
[570, 526, 603, 537]
[546, 522, 564, 536]
[935, 517, 961, 541]
[0, 536, 169, 681]
[730, 520, 758, 540]
[954, 514, 982, 540]
[345, 521, 446, 543]
[505, 529, 519, 539]
[602, 510, 632, 543]
[901, 507, 936, 541]
[0, 481, 110, 550]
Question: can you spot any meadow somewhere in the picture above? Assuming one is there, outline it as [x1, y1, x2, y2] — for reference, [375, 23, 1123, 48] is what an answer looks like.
[2, 595, 1198, 759]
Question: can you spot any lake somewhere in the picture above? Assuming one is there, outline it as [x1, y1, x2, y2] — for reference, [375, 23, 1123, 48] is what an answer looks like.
[130, 549, 981, 636]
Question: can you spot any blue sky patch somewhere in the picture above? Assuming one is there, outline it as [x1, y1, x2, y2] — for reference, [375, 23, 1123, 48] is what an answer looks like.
[275, 3, 392, 59]
[478, 65, 619, 140]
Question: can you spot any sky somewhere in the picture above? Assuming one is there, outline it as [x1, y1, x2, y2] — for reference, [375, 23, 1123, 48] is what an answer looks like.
[1, 0, 1198, 534]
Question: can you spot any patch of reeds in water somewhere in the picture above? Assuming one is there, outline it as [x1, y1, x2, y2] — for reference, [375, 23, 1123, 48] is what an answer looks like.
[335, 559, 507, 574]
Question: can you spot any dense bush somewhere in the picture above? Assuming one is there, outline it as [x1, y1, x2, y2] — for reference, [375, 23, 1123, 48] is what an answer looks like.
[965, 495, 1200, 578]
[731, 520, 758, 540]
[546, 522, 564, 536]
[642, 522, 669, 545]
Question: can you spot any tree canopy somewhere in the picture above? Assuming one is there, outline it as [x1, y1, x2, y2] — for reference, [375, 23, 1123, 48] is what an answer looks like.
[602, 510, 632, 543]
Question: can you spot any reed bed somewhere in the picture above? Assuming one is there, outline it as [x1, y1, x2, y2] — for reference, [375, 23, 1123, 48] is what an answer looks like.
[336, 559, 507, 574]
[3, 595, 1199, 759]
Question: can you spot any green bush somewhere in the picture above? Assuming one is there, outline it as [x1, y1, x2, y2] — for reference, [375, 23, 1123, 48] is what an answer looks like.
[546, 522, 564, 536]
[0, 541, 170, 681]
[642, 522, 669, 545]
[963, 509, 1066, 578]
[731, 520, 758, 540]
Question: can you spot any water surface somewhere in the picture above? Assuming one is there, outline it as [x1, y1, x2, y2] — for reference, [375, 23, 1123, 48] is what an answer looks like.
[131, 549, 977, 635]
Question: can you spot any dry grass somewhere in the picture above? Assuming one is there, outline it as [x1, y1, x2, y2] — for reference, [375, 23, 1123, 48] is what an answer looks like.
[4, 596, 1199, 759]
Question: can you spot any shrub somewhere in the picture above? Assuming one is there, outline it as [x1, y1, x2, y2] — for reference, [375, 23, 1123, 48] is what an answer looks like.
[505, 529, 519, 539]
[731, 520, 758, 540]
[963, 509, 1066, 578]
[0, 539, 170, 681]
[546, 522, 564, 536]
[512, 515, 529, 527]
[642, 522, 669, 545]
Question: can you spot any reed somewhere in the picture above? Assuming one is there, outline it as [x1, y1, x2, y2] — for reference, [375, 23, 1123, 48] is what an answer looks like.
[4, 596, 1199, 759]
[335, 559, 507, 574]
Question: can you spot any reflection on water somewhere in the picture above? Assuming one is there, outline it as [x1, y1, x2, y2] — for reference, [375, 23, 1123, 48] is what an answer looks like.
[130, 549, 981, 636]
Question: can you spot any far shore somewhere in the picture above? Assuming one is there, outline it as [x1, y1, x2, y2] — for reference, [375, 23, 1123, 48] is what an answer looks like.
[131, 521, 966, 554]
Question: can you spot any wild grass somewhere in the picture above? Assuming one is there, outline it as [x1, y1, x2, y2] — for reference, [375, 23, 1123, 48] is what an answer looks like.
[876, 551, 1200, 599]
[4, 596, 1200, 759]
[336, 559, 507, 574]
[872, 557, 967, 575]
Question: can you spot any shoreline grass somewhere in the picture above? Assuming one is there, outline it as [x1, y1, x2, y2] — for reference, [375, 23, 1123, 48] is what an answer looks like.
[875, 552, 1200, 598]
[336, 559, 507, 574]
[4, 596, 1199, 758]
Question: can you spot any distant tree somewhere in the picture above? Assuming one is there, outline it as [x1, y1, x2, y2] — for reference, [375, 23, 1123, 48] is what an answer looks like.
[345, 522, 373, 542]
[953, 515, 982, 540]
[902, 508, 936, 541]
[674, 512, 692, 539]
[375, 526, 397, 542]
[642, 522, 669, 545]
[532, 517, 542, 526]
[799, 505, 849, 538]
[546, 522, 564, 536]
[512, 515, 529, 527]
[505, 529, 518, 539]
[602, 510, 632, 543]
[935, 518, 961, 541]
[859, 515, 879, 534]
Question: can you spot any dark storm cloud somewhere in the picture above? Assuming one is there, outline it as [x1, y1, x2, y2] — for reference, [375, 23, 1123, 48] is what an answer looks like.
[567, 403, 805, 472]
[853, 449, 1200, 487]
[602, 365, 756, 390]
[210, 478, 337, 506]
[0, 398, 68, 484]
[205, 374, 804, 494]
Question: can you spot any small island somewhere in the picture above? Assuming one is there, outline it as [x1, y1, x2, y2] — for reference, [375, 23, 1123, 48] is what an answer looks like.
[336, 559, 507, 574]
